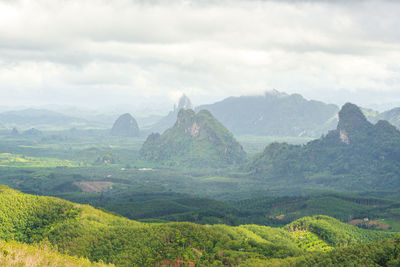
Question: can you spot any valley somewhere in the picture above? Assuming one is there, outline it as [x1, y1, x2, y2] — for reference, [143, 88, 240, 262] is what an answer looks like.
[2, 99, 400, 266]
[2, 0, 400, 264]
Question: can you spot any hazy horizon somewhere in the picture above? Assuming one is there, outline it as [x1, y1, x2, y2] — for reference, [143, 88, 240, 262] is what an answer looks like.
[1, 0, 400, 114]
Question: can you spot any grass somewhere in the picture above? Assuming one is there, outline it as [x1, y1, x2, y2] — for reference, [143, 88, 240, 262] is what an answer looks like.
[0, 153, 82, 168]
[0, 240, 111, 267]
[380, 219, 400, 231]
[291, 230, 332, 252]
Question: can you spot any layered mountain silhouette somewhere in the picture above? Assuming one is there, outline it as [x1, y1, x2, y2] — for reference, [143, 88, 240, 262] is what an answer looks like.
[22, 128, 43, 137]
[111, 113, 140, 137]
[149, 95, 193, 134]
[140, 109, 246, 167]
[249, 103, 400, 191]
[0, 108, 106, 131]
[366, 107, 400, 130]
[196, 90, 339, 137]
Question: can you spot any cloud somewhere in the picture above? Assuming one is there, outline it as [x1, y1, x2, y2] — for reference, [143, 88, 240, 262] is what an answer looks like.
[0, 0, 399, 112]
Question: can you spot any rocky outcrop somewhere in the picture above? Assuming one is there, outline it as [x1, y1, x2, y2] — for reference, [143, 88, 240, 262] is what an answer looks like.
[140, 109, 246, 167]
[111, 113, 140, 137]
[149, 95, 194, 134]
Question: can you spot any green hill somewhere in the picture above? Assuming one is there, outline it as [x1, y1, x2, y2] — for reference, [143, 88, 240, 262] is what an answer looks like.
[0, 239, 110, 267]
[140, 109, 246, 167]
[239, 236, 400, 266]
[249, 103, 400, 192]
[0, 185, 396, 266]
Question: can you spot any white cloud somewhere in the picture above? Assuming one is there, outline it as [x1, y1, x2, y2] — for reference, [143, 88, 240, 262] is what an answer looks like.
[0, 0, 399, 112]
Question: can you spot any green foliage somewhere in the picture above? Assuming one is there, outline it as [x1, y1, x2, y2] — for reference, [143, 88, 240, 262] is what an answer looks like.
[0, 153, 80, 167]
[286, 215, 394, 247]
[249, 103, 400, 192]
[2, 187, 396, 266]
[243, 235, 400, 266]
[140, 109, 246, 167]
[0, 239, 110, 266]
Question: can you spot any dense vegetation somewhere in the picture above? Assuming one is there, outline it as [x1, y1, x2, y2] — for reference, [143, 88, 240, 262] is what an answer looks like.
[2, 122, 400, 229]
[0, 239, 110, 267]
[140, 109, 246, 167]
[3, 100, 400, 265]
[0, 186, 397, 266]
[249, 103, 400, 192]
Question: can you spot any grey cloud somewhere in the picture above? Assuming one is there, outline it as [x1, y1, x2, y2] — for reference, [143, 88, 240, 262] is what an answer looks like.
[0, 0, 399, 112]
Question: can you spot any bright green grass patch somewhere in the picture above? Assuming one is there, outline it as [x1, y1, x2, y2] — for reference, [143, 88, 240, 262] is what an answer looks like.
[291, 230, 332, 252]
[0, 239, 111, 267]
[0, 153, 82, 168]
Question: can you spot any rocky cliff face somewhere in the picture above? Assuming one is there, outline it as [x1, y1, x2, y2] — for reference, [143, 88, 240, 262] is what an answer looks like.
[111, 113, 140, 137]
[149, 95, 194, 134]
[337, 103, 372, 143]
[248, 102, 400, 191]
[175, 94, 193, 111]
[140, 109, 246, 167]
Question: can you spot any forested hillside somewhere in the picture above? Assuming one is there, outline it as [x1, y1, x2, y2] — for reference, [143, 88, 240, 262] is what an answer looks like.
[0, 239, 111, 267]
[140, 109, 246, 167]
[0, 186, 397, 266]
[249, 103, 400, 192]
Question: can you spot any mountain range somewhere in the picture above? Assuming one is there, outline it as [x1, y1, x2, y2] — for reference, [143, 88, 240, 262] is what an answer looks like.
[365, 107, 400, 130]
[249, 103, 400, 192]
[4, 91, 400, 140]
[196, 90, 339, 137]
[0, 108, 107, 131]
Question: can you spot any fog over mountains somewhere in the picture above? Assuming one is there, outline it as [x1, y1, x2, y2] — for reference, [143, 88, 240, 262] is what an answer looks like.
[196, 90, 339, 137]
[3, 90, 400, 138]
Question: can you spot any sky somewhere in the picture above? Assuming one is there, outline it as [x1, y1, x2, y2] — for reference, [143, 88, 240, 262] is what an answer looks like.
[0, 0, 399, 114]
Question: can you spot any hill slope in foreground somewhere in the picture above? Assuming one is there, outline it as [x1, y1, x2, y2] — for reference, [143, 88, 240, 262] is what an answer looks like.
[0, 239, 111, 267]
[1, 185, 399, 266]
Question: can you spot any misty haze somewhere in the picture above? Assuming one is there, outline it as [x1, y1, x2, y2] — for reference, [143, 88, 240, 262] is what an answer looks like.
[1, 0, 400, 266]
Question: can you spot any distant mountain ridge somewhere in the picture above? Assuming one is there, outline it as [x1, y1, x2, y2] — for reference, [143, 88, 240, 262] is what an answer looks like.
[365, 107, 400, 130]
[0, 108, 107, 131]
[196, 90, 339, 137]
[140, 109, 246, 167]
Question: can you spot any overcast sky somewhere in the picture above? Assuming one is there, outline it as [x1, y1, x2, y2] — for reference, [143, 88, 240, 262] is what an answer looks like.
[0, 0, 399, 113]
